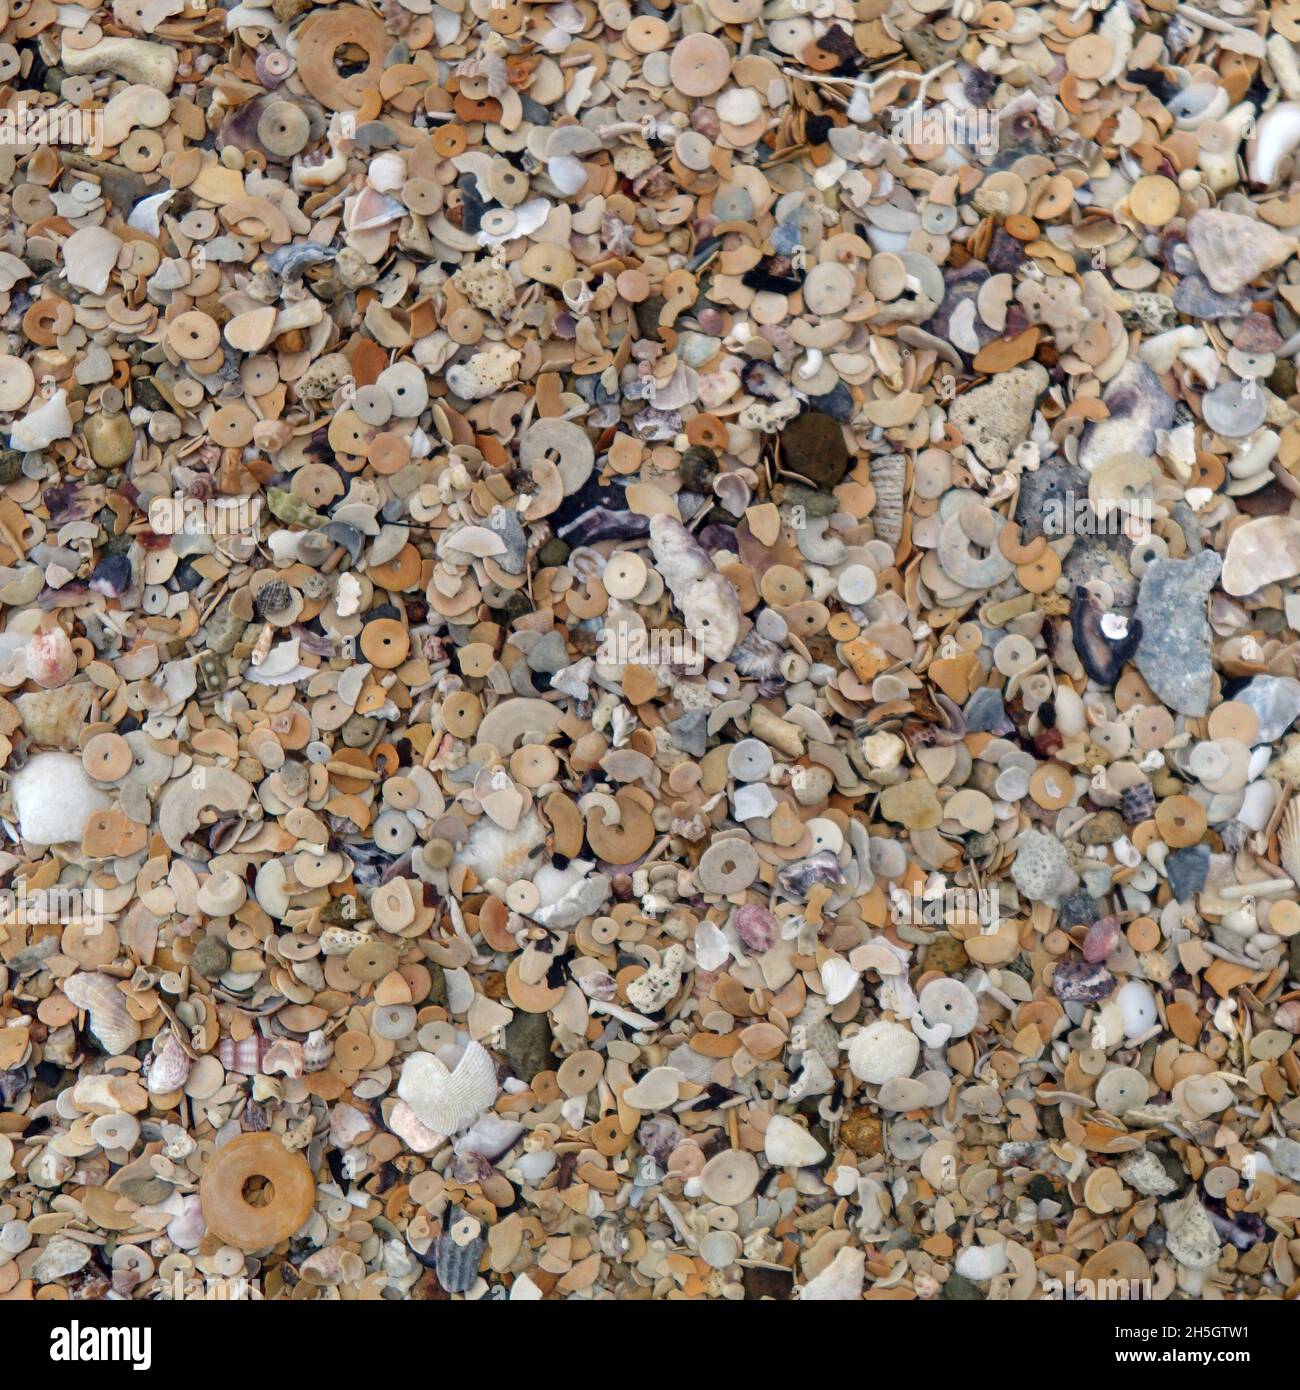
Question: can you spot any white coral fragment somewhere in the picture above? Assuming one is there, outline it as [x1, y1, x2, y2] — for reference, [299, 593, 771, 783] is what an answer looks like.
[649, 515, 741, 662]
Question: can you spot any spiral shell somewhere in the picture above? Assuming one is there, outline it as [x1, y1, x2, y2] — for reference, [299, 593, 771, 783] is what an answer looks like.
[62, 972, 141, 1055]
[146, 1032, 192, 1094]
[397, 1041, 499, 1135]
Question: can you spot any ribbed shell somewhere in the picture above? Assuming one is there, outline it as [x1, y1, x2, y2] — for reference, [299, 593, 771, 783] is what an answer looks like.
[1280, 800, 1300, 886]
[216, 1034, 268, 1075]
[397, 1041, 499, 1135]
[870, 453, 906, 549]
[62, 972, 141, 1055]
[434, 1208, 486, 1294]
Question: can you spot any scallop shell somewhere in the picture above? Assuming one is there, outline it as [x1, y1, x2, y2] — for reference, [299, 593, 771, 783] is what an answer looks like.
[870, 452, 906, 548]
[1279, 800, 1300, 887]
[146, 1032, 192, 1094]
[62, 972, 141, 1055]
[397, 1041, 499, 1135]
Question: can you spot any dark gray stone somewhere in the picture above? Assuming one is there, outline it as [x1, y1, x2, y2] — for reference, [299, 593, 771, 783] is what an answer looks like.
[1167, 845, 1211, 902]
[964, 687, 1010, 733]
[503, 1010, 553, 1084]
[1134, 550, 1222, 716]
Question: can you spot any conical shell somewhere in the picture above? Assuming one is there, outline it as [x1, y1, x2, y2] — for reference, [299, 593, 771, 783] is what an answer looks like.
[397, 1041, 499, 1135]
[1280, 799, 1300, 887]
[303, 1029, 332, 1072]
[62, 972, 141, 1055]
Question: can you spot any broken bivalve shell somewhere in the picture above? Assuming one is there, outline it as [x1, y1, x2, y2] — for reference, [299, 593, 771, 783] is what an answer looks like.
[62, 972, 142, 1055]
[397, 1041, 500, 1135]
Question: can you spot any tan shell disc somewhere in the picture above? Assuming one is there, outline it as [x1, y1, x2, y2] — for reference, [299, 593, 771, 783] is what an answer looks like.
[669, 33, 731, 97]
[0, 355, 34, 410]
[199, 1134, 316, 1252]
[83, 732, 131, 782]
[257, 101, 311, 157]
[168, 311, 220, 360]
[295, 8, 390, 111]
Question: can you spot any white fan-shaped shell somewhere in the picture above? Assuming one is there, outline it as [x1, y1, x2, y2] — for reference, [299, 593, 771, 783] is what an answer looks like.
[62, 972, 141, 1055]
[397, 1041, 499, 1135]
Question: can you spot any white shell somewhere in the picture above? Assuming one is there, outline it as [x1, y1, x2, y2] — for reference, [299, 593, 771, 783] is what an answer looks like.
[763, 1113, 827, 1168]
[649, 514, 741, 661]
[680, 573, 741, 662]
[10, 389, 72, 452]
[819, 957, 861, 1007]
[797, 1246, 865, 1301]
[955, 1242, 1008, 1281]
[1116, 980, 1157, 1040]
[397, 1041, 499, 1136]
[918, 978, 979, 1039]
[12, 752, 111, 845]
